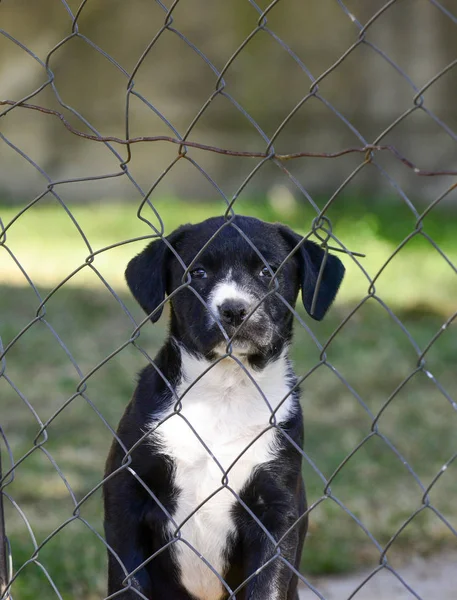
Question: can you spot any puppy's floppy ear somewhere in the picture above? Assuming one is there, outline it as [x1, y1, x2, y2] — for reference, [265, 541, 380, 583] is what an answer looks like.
[125, 228, 187, 322]
[279, 226, 345, 321]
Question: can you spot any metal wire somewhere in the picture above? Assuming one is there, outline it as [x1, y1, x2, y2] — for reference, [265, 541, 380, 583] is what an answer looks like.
[1, 1, 456, 599]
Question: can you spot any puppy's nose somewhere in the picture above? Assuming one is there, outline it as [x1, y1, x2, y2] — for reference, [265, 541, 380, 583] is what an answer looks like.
[218, 300, 249, 327]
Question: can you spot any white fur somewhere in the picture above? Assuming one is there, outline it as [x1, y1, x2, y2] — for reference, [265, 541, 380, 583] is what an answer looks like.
[207, 272, 262, 326]
[149, 348, 294, 600]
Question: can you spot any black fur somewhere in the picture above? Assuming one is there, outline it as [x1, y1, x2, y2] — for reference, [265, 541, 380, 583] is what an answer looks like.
[104, 216, 345, 599]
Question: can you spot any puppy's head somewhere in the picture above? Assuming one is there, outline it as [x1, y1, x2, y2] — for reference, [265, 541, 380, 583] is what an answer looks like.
[126, 216, 345, 361]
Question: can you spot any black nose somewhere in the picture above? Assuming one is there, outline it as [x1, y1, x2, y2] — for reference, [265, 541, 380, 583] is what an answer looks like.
[218, 300, 249, 327]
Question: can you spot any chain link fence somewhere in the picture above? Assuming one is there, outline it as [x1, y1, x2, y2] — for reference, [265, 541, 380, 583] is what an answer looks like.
[1, 1, 457, 599]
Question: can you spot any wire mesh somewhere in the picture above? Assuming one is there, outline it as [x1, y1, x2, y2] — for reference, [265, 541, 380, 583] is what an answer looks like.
[1, 0, 456, 599]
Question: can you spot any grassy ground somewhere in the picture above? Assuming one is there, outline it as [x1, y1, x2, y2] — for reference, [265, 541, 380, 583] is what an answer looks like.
[1, 197, 457, 599]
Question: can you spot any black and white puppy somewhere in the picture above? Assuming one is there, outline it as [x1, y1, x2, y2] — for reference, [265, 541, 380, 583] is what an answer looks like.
[104, 216, 345, 600]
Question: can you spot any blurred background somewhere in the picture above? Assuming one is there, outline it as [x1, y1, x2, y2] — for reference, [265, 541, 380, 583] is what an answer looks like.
[1, 0, 457, 598]
[0, 0, 457, 202]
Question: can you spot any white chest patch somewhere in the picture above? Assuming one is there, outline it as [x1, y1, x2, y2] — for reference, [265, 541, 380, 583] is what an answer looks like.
[149, 349, 294, 600]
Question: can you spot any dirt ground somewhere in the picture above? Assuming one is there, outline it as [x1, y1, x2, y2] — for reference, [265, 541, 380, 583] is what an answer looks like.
[299, 552, 457, 600]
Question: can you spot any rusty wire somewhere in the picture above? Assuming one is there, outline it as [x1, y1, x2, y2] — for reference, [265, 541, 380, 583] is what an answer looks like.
[1, 0, 457, 599]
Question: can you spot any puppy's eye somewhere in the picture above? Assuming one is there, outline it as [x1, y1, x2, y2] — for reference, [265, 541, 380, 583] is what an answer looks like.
[259, 266, 273, 277]
[190, 268, 207, 279]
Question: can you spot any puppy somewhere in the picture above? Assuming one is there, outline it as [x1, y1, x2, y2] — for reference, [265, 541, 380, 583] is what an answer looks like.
[104, 216, 344, 600]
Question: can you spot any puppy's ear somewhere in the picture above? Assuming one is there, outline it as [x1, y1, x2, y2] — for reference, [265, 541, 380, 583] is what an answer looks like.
[279, 226, 345, 321]
[125, 228, 187, 322]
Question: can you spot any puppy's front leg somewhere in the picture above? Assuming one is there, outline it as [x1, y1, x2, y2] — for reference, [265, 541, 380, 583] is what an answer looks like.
[104, 485, 152, 599]
[106, 545, 149, 600]
[242, 522, 300, 600]
[239, 473, 306, 600]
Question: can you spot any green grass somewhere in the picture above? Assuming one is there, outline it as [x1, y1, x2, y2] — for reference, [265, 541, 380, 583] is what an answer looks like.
[1, 197, 457, 598]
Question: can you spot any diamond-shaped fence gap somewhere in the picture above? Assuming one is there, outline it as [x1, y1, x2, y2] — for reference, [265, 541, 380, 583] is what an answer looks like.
[168, 0, 256, 63]
[70, 339, 167, 433]
[0, 3, 67, 64]
[375, 370, 457, 477]
[209, 159, 284, 213]
[323, 186, 415, 243]
[404, 0, 457, 84]
[42, 169, 129, 208]
[126, 91, 183, 144]
[88, 248, 151, 302]
[1, 202, 94, 290]
[0, 37, 49, 112]
[1, 317, 86, 423]
[138, 157, 231, 210]
[270, 160, 323, 212]
[312, 301, 427, 415]
[288, 312, 334, 369]
[130, 28, 221, 132]
[264, 181, 318, 222]
[40, 390, 118, 496]
[352, 567, 422, 600]
[273, 0, 360, 77]
[48, 205, 163, 288]
[222, 35, 312, 124]
[38, 281, 160, 381]
[166, 89, 272, 157]
[270, 93, 370, 158]
[294, 364, 373, 472]
[43, 37, 130, 137]
[0, 111, 114, 203]
[121, 147, 199, 206]
[415, 227, 457, 284]
[82, 169, 147, 205]
[334, 157, 421, 220]
[24, 91, 130, 180]
[181, 151, 265, 205]
[316, 45, 418, 138]
[279, 151, 381, 214]
[9, 515, 107, 600]
[371, 232, 456, 313]
[373, 107, 457, 183]
[383, 507, 456, 576]
[218, 36, 313, 138]
[300, 495, 380, 576]
[324, 193, 420, 278]
[0, 121, 126, 214]
[266, 0, 356, 65]
[2, 201, 154, 289]
[32, 57, 127, 149]
[3, 447, 78, 546]
[0, 133, 53, 202]
[360, 0, 446, 80]
[328, 434, 427, 556]
[4, 554, 64, 600]
[70, 0, 165, 72]
[233, 164, 322, 222]
[0, 275, 44, 340]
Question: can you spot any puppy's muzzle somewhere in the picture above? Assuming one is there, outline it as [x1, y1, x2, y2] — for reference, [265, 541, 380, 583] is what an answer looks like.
[218, 299, 249, 328]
